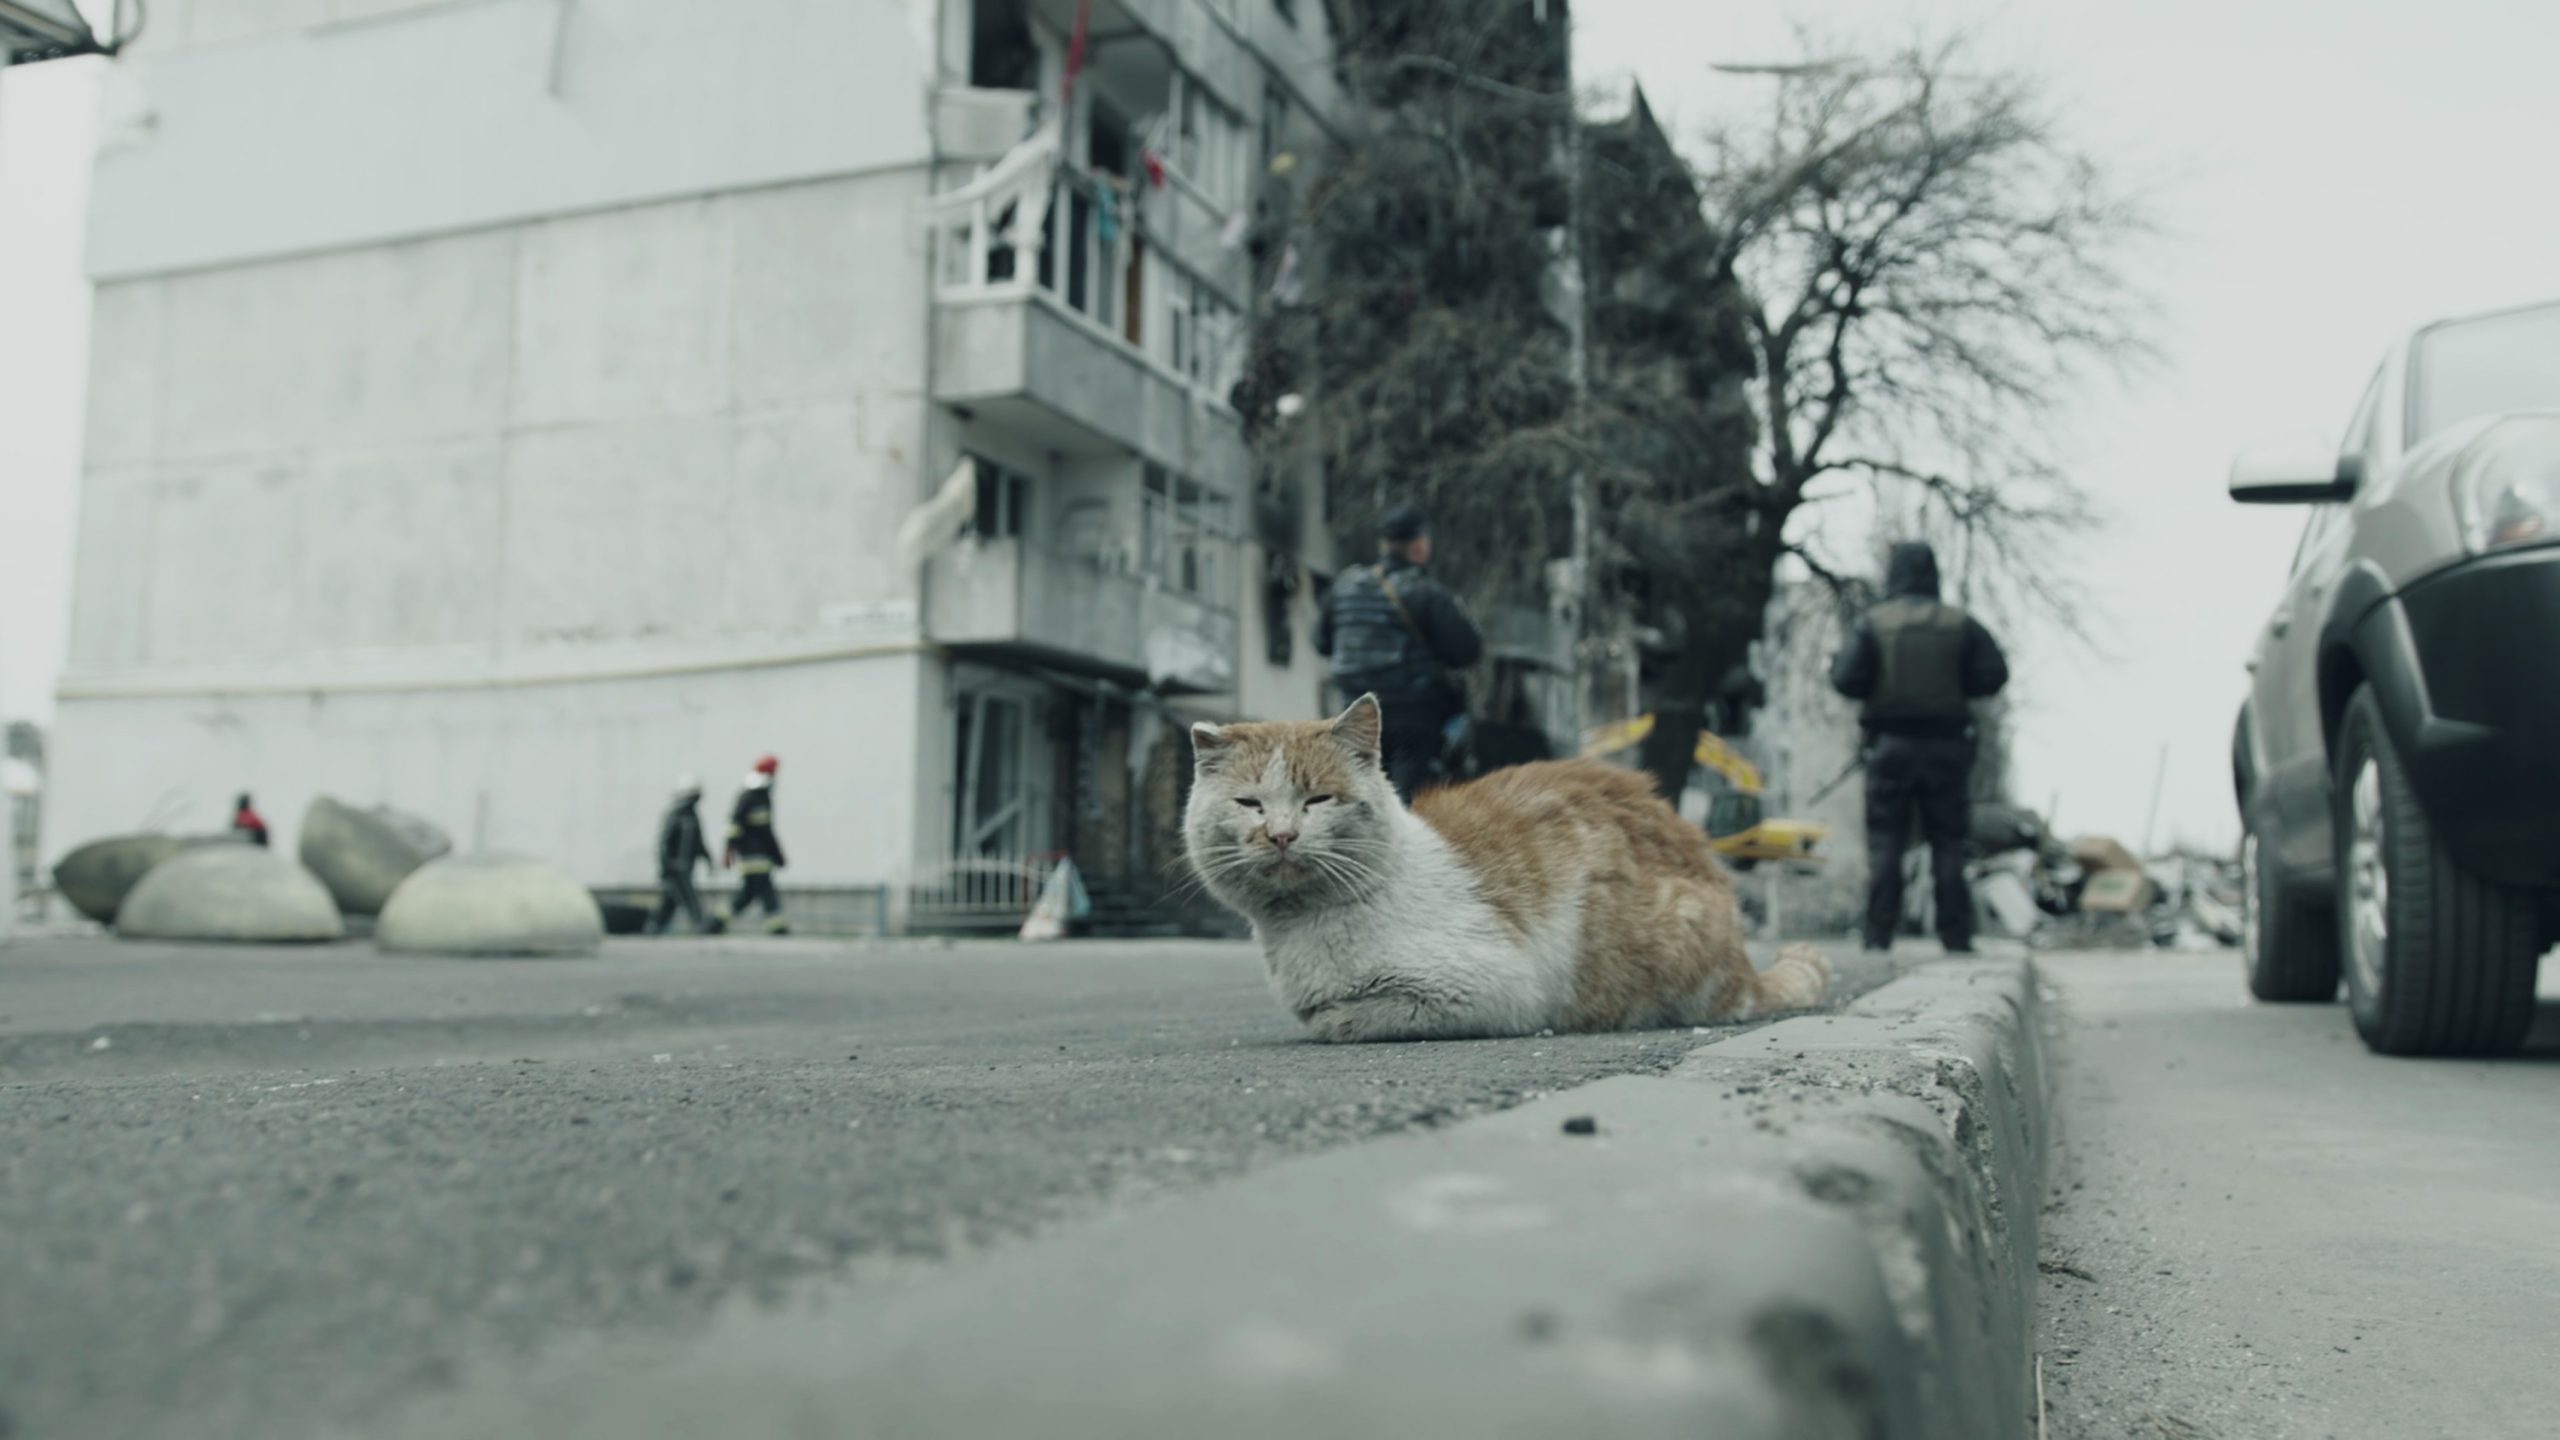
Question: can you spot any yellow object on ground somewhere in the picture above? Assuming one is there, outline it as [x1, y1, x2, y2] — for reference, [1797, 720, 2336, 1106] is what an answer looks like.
[1578, 716, 1764, 791]
[1584, 715, 1829, 867]
[1711, 815, 1832, 867]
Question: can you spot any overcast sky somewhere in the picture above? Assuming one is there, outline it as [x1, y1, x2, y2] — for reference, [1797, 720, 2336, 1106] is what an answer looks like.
[5, 0, 2559, 849]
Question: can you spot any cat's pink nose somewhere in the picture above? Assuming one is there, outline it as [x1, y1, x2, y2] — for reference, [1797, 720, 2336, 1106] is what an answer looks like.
[1268, 831, 1297, 851]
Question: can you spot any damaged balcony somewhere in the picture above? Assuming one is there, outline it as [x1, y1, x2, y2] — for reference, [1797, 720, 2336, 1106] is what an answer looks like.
[930, 168, 1251, 497]
[930, 0, 1255, 498]
[925, 536, 1239, 695]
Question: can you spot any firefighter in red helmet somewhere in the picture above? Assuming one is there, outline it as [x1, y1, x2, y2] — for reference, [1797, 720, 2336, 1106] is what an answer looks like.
[721, 755, 788, 934]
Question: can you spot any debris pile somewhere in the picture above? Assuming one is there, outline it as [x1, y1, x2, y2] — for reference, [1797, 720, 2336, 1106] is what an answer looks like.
[1906, 807, 2245, 951]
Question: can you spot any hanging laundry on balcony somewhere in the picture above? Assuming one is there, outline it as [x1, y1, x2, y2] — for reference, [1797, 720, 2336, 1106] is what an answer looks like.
[1095, 181, 1122, 249]
[1141, 148, 1168, 190]
[922, 120, 1062, 255]
[896, 458, 979, 572]
[1219, 210, 1250, 250]
[1270, 245, 1306, 305]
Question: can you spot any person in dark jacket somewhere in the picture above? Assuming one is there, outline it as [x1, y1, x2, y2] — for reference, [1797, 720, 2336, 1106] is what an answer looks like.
[1314, 503, 1485, 800]
[1830, 541, 2009, 953]
[721, 755, 789, 935]
[229, 793, 269, 848]
[648, 775, 719, 935]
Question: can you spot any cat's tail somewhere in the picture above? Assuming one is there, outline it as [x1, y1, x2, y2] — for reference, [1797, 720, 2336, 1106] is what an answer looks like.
[1749, 943, 1832, 1014]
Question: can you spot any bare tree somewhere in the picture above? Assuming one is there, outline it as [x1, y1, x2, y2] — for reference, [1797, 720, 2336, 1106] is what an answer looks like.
[1625, 33, 2152, 796]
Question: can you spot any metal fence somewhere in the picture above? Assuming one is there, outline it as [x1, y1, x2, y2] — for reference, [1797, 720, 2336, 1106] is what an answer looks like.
[905, 851, 1067, 931]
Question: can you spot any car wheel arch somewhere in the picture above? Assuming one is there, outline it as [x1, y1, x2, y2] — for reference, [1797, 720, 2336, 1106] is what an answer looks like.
[2231, 706, 2257, 813]
[2314, 560, 2398, 755]
[2316, 644, 2367, 758]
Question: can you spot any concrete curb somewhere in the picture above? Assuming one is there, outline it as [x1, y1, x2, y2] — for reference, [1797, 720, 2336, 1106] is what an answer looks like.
[383, 958, 2044, 1440]
[1663, 957, 2048, 1439]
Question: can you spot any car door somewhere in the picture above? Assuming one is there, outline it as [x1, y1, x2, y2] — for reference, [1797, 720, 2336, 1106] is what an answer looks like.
[2250, 369, 2382, 879]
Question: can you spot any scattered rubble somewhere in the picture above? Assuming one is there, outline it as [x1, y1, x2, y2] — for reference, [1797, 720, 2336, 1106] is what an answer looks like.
[1906, 808, 2246, 952]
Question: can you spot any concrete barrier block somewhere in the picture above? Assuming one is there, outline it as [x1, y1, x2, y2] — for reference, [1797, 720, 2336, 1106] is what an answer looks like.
[299, 796, 452, 916]
[114, 844, 346, 944]
[374, 855, 603, 957]
[50, 834, 206, 924]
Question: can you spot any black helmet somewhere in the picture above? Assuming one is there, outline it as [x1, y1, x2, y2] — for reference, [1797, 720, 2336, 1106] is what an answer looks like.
[1885, 541, 1942, 599]
[1378, 503, 1429, 544]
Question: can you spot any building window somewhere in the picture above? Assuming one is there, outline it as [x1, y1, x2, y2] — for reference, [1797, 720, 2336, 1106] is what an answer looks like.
[969, 0, 1037, 90]
[969, 455, 1034, 540]
[1190, 288, 1241, 397]
[1174, 74, 1248, 209]
[1260, 75, 1293, 171]
[1143, 467, 1234, 603]
[953, 688, 1035, 859]
[1164, 268, 1193, 378]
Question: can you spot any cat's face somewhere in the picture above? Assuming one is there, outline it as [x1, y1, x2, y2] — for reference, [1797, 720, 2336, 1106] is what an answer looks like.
[1184, 695, 1400, 911]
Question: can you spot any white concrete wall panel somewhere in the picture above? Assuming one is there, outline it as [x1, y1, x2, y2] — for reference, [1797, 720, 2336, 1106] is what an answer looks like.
[42, 653, 926, 887]
[297, 440, 509, 650]
[156, 230, 516, 459]
[67, 171, 933, 677]
[730, 173, 928, 411]
[144, 462, 307, 659]
[187, 0, 327, 50]
[81, 282, 164, 470]
[511, 200, 732, 428]
[64, 467, 158, 670]
[728, 400, 916, 627]
[499, 417, 733, 643]
[91, 0, 938, 280]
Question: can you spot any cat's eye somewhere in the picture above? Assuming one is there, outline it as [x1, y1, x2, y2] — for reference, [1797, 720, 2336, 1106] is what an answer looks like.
[1305, 795, 1335, 806]
[1235, 798, 1263, 811]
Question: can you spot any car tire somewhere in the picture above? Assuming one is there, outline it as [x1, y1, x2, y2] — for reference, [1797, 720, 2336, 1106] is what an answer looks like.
[2334, 685, 2541, 1056]
[2242, 822, 2338, 1002]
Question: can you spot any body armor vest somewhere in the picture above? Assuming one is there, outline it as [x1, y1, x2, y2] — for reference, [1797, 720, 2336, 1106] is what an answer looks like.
[1328, 565, 1438, 698]
[1865, 598, 1971, 722]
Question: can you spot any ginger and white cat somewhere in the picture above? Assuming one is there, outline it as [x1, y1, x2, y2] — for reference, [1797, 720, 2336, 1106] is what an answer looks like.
[1184, 694, 1831, 1043]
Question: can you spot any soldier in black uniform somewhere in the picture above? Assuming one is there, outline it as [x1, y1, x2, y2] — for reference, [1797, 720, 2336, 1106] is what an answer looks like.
[722, 755, 790, 935]
[1829, 542, 2009, 953]
[647, 774, 718, 935]
[1313, 504, 1484, 800]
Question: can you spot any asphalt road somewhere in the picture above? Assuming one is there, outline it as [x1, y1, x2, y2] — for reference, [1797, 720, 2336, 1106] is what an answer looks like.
[0, 932, 1891, 1440]
[2036, 949, 2560, 1440]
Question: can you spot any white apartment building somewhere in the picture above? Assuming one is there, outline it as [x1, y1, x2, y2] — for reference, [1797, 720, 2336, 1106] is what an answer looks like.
[49, 0, 1345, 928]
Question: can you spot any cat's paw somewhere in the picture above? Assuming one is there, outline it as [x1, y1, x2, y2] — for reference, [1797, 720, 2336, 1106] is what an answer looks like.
[1299, 994, 1439, 1044]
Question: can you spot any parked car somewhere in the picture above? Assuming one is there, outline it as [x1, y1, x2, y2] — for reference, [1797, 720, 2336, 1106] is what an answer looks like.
[2230, 298, 2560, 1056]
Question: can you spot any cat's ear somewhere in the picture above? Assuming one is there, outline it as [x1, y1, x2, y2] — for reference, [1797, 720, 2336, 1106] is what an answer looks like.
[1330, 694, 1384, 763]
[1190, 722, 1232, 767]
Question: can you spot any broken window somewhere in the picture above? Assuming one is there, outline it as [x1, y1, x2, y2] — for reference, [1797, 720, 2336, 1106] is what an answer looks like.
[969, 455, 1034, 540]
[1174, 78, 1248, 208]
[1142, 467, 1234, 603]
[1260, 75, 1292, 170]
[953, 689, 1033, 859]
[969, 0, 1038, 91]
[1089, 99, 1134, 178]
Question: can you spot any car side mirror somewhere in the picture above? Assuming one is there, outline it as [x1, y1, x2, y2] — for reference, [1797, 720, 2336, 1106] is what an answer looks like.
[2229, 433, 2358, 504]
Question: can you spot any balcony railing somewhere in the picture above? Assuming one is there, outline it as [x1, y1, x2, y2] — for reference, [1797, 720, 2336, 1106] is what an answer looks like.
[933, 160, 1244, 407]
